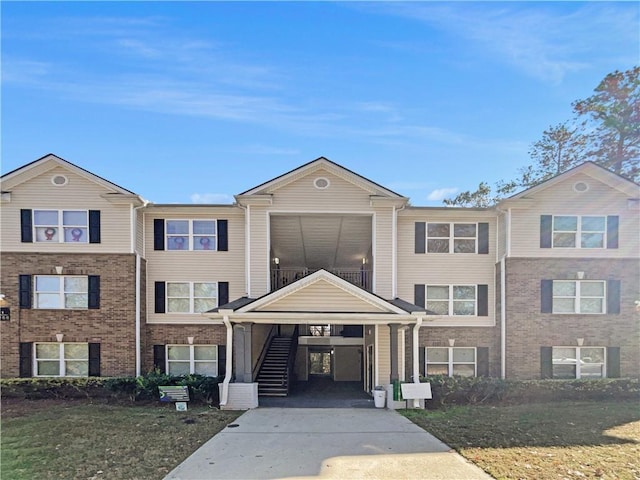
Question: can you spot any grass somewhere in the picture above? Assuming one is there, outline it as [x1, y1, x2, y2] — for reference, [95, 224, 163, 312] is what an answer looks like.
[401, 400, 640, 480]
[1, 399, 242, 480]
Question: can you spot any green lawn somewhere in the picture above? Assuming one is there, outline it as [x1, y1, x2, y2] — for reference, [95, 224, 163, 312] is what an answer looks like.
[1, 399, 241, 480]
[402, 400, 640, 480]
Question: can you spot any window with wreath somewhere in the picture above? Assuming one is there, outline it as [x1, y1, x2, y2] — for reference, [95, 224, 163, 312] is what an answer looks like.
[166, 345, 218, 376]
[166, 220, 217, 250]
[552, 346, 606, 379]
[425, 347, 476, 377]
[35, 343, 88, 377]
[34, 210, 88, 243]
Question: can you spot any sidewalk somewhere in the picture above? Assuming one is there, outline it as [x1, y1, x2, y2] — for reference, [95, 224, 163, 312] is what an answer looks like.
[164, 408, 494, 480]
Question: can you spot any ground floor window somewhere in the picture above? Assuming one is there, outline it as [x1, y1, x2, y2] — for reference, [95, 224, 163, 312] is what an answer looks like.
[425, 347, 476, 377]
[166, 345, 218, 376]
[552, 346, 606, 379]
[35, 342, 88, 377]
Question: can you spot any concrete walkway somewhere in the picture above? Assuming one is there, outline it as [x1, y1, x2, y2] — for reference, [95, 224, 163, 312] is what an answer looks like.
[165, 408, 494, 480]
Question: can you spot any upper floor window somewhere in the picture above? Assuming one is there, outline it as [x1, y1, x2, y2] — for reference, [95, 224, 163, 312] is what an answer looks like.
[552, 346, 605, 379]
[425, 347, 476, 377]
[309, 325, 332, 336]
[166, 220, 217, 251]
[166, 282, 218, 313]
[34, 210, 88, 243]
[552, 280, 605, 314]
[166, 345, 218, 376]
[427, 223, 477, 253]
[553, 215, 606, 248]
[34, 275, 88, 309]
[426, 285, 477, 316]
[35, 342, 88, 377]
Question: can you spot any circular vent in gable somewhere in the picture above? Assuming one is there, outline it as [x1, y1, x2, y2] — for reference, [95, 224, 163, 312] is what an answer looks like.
[314, 177, 330, 189]
[51, 175, 68, 186]
[573, 181, 589, 192]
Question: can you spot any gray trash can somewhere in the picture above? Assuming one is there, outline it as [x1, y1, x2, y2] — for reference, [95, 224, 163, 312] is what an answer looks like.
[373, 386, 386, 408]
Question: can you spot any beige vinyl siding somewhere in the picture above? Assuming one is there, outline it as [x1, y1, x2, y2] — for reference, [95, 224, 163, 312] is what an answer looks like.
[1, 166, 133, 253]
[509, 173, 639, 258]
[377, 325, 391, 385]
[256, 280, 388, 312]
[249, 205, 270, 297]
[373, 207, 393, 298]
[145, 208, 245, 324]
[270, 169, 375, 211]
[396, 210, 497, 326]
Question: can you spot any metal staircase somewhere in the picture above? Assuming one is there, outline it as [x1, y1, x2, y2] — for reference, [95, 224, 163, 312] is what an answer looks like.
[257, 336, 295, 397]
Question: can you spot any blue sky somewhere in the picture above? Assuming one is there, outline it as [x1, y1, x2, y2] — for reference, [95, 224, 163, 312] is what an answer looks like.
[2, 1, 638, 205]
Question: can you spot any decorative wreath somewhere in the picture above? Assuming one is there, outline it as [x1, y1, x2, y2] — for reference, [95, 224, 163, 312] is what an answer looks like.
[199, 237, 211, 249]
[44, 227, 57, 240]
[71, 228, 83, 241]
[173, 237, 186, 249]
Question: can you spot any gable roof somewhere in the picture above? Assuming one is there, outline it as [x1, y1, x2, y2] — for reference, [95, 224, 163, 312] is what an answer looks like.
[1, 153, 142, 198]
[501, 162, 639, 204]
[237, 156, 407, 199]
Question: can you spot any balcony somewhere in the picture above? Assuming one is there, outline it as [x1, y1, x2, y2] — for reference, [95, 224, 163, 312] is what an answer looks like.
[271, 267, 372, 291]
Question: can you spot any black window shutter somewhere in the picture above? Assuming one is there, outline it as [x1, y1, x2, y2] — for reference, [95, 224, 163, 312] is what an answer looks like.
[19, 275, 32, 309]
[155, 282, 166, 313]
[88, 343, 101, 376]
[477, 347, 489, 377]
[607, 280, 621, 314]
[414, 284, 425, 308]
[154, 219, 165, 250]
[541, 280, 553, 313]
[19, 342, 33, 377]
[88, 276, 100, 309]
[478, 223, 489, 254]
[415, 222, 426, 254]
[477, 285, 488, 316]
[419, 347, 425, 378]
[540, 346, 553, 379]
[540, 215, 552, 248]
[217, 220, 228, 251]
[21, 209, 33, 243]
[153, 345, 166, 373]
[218, 282, 229, 307]
[606, 347, 620, 378]
[218, 345, 226, 378]
[89, 210, 101, 243]
[606, 216, 619, 249]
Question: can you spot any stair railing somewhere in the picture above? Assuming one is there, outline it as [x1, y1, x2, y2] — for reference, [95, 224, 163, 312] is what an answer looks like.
[285, 325, 299, 395]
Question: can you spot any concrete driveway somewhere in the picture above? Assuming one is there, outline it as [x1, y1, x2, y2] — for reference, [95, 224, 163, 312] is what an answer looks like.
[164, 408, 494, 480]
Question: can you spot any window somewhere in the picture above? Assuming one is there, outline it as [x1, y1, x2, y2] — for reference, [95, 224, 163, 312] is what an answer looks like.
[552, 280, 605, 314]
[309, 325, 332, 336]
[35, 343, 88, 377]
[427, 223, 476, 253]
[166, 220, 217, 250]
[426, 285, 476, 316]
[166, 282, 218, 313]
[553, 215, 606, 248]
[34, 275, 88, 309]
[166, 345, 218, 376]
[426, 347, 476, 377]
[34, 210, 88, 243]
[552, 346, 606, 379]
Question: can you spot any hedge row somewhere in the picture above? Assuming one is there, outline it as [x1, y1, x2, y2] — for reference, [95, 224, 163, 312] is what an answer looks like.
[0, 371, 223, 405]
[419, 375, 640, 408]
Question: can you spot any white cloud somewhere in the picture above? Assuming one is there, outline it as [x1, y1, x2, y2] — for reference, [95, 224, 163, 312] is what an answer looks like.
[427, 187, 458, 201]
[190, 193, 234, 204]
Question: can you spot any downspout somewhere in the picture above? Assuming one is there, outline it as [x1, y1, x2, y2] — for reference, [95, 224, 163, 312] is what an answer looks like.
[412, 316, 423, 408]
[391, 203, 406, 298]
[496, 207, 510, 379]
[219, 315, 233, 407]
[235, 201, 250, 297]
[132, 200, 148, 377]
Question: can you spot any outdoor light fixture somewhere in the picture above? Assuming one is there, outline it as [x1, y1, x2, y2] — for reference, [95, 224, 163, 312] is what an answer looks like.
[274, 257, 280, 265]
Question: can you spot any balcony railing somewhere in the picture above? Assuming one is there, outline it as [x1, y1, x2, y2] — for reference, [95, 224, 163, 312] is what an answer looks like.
[271, 267, 372, 291]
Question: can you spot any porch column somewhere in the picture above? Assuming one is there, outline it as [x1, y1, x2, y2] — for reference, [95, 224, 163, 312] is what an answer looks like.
[233, 323, 254, 383]
[389, 323, 400, 382]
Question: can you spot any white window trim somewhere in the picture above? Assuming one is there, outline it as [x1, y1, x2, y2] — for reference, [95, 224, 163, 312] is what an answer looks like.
[34, 275, 89, 310]
[165, 219, 218, 251]
[426, 284, 477, 316]
[166, 281, 218, 314]
[427, 222, 478, 254]
[552, 346, 607, 379]
[33, 209, 89, 244]
[552, 280, 606, 314]
[34, 342, 89, 377]
[552, 215, 606, 249]
[166, 344, 219, 376]
[425, 346, 477, 377]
